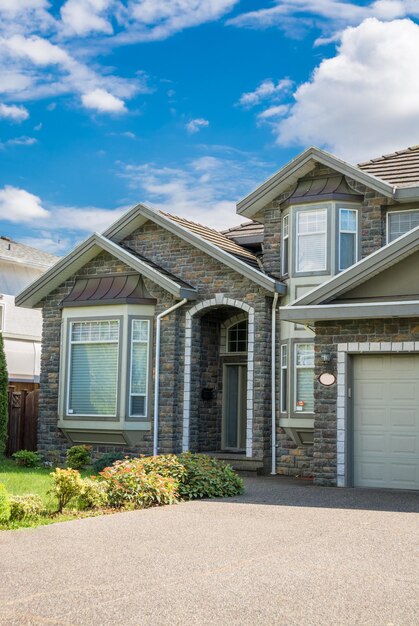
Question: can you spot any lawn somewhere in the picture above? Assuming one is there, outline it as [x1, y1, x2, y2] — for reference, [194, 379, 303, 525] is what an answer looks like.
[0, 458, 96, 529]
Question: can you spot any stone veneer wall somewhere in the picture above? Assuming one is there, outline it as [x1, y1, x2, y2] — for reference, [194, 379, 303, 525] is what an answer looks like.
[38, 222, 275, 466]
[313, 317, 419, 486]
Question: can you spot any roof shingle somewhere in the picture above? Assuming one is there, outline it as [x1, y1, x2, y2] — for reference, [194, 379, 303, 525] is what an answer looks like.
[358, 145, 419, 187]
[0, 236, 59, 268]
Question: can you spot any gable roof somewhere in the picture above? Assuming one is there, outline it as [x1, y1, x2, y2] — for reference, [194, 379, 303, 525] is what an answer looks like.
[358, 145, 419, 187]
[103, 203, 285, 294]
[279, 225, 419, 323]
[16, 233, 198, 308]
[160, 212, 260, 267]
[0, 236, 58, 270]
[236, 147, 395, 218]
[222, 221, 264, 246]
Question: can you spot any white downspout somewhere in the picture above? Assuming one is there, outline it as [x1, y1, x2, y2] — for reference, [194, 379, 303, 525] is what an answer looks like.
[153, 298, 188, 456]
[271, 292, 279, 475]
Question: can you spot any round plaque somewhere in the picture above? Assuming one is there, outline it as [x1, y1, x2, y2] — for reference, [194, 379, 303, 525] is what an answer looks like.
[318, 372, 336, 387]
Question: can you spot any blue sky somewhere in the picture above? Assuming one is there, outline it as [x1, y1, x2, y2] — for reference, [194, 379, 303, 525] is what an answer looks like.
[0, 1, 419, 254]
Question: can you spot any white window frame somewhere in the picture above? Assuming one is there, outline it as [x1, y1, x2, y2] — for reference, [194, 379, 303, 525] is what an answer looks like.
[294, 342, 315, 414]
[129, 318, 150, 418]
[280, 344, 288, 414]
[226, 319, 248, 354]
[387, 209, 419, 244]
[66, 319, 120, 418]
[338, 207, 358, 271]
[295, 207, 328, 274]
[281, 214, 289, 276]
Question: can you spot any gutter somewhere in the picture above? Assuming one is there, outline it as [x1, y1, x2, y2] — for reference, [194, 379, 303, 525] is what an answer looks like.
[271, 292, 279, 475]
[153, 298, 188, 456]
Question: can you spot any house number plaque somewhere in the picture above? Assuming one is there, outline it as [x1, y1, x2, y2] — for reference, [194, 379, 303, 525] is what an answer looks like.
[318, 372, 336, 387]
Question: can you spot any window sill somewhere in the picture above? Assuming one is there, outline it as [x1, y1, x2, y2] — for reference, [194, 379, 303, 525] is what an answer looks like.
[58, 421, 151, 446]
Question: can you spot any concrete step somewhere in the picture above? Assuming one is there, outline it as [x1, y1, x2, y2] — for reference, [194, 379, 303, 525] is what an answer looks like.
[208, 452, 264, 473]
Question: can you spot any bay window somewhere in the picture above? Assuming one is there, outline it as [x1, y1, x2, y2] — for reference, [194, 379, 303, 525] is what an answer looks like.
[280, 344, 288, 413]
[296, 208, 327, 273]
[339, 208, 358, 270]
[294, 343, 314, 413]
[282, 214, 289, 276]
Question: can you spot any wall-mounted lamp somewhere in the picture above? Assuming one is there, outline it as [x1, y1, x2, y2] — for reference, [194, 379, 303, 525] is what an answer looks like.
[321, 351, 331, 364]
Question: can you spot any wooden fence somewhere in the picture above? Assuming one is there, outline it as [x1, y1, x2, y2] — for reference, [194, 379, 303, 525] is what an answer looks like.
[6, 388, 39, 456]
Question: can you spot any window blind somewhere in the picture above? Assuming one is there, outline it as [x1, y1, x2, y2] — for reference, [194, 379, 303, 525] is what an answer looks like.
[68, 320, 119, 416]
[295, 343, 314, 413]
[388, 211, 419, 242]
[296, 209, 327, 272]
[129, 319, 150, 417]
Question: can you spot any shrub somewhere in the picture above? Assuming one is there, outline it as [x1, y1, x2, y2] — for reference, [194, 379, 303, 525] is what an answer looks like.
[49, 468, 84, 512]
[78, 478, 109, 510]
[178, 453, 244, 500]
[9, 494, 43, 521]
[0, 483, 10, 523]
[139, 454, 186, 483]
[92, 452, 125, 474]
[66, 445, 91, 469]
[0, 334, 8, 456]
[100, 458, 179, 509]
[12, 450, 41, 467]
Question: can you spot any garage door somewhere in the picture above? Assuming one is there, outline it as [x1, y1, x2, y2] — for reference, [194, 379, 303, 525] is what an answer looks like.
[353, 354, 419, 490]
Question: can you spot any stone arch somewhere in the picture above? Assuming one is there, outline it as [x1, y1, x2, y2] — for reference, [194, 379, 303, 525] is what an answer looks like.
[182, 295, 255, 457]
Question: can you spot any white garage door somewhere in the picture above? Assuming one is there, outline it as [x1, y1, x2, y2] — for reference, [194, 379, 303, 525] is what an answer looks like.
[353, 354, 419, 490]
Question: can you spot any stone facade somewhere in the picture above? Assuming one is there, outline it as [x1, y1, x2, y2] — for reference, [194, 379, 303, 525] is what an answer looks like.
[313, 318, 419, 486]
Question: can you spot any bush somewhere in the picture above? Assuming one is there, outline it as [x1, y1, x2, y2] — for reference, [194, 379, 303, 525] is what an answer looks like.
[0, 483, 10, 523]
[9, 494, 43, 521]
[0, 334, 8, 456]
[12, 450, 41, 467]
[92, 452, 125, 474]
[49, 468, 84, 512]
[139, 454, 186, 483]
[78, 478, 109, 510]
[42, 449, 61, 468]
[66, 445, 91, 469]
[100, 458, 179, 509]
[178, 453, 244, 500]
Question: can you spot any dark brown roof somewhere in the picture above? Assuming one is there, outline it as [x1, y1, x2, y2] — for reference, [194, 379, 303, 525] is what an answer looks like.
[161, 211, 260, 269]
[283, 174, 362, 205]
[61, 273, 156, 307]
[358, 146, 419, 187]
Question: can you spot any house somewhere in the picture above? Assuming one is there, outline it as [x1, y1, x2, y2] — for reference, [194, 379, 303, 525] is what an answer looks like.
[16, 145, 419, 490]
[0, 236, 58, 390]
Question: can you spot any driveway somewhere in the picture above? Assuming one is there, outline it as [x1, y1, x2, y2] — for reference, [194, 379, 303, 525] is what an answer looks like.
[0, 476, 418, 626]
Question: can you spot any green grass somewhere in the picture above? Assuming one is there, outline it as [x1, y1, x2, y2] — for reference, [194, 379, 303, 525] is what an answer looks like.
[0, 458, 96, 530]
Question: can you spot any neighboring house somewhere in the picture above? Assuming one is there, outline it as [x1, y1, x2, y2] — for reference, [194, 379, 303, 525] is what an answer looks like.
[16, 145, 419, 490]
[0, 237, 58, 389]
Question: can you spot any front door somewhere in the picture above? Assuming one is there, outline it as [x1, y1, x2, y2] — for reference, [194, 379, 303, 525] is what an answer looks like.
[223, 364, 247, 451]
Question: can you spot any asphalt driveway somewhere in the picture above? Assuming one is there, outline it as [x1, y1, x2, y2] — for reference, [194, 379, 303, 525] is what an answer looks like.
[0, 476, 418, 626]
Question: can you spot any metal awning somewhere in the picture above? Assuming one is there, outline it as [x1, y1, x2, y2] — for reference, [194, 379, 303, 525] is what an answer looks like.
[61, 273, 157, 307]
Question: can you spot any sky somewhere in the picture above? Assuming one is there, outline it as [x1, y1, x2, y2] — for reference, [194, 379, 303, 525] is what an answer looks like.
[1, 0, 419, 255]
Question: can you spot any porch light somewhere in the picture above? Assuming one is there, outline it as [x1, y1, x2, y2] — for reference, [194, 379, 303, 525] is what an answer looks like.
[321, 350, 331, 364]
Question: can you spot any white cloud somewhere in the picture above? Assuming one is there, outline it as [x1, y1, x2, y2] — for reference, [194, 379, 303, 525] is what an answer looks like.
[0, 135, 37, 148]
[117, 0, 240, 43]
[237, 79, 293, 109]
[257, 104, 290, 121]
[0, 102, 29, 121]
[185, 118, 209, 134]
[228, 0, 419, 36]
[119, 151, 272, 229]
[81, 88, 126, 113]
[60, 0, 114, 36]
[273, 18, 419, 162]
[0, 185, 49, 222]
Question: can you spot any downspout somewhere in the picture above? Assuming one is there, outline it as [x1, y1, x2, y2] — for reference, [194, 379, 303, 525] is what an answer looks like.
[153, 298, 188, 456]
[271, 292, 279, 475]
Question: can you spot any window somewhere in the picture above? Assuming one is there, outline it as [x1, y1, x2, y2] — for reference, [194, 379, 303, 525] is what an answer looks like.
[296, 208, 327, 273]
[282, 214, 289, 275]
[294, 343, 314, 413]
[339, 208, 358, 270]
[280, 345, 288, 413]
[68, 320, 119, 417]
[129, 319, 150, 417]
[227, 320, 247, 353]
[388, 210, 419, 243]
